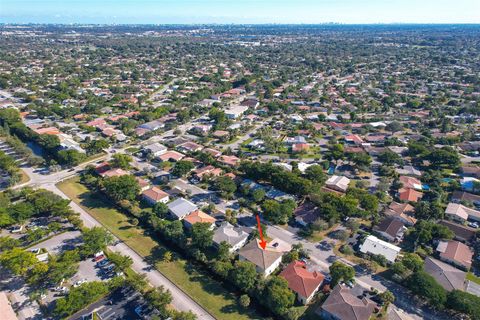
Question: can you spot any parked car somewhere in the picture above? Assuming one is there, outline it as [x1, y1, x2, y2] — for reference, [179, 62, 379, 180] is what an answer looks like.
[468, 222, 479, 229]
[10, 225, 23, 233]
[94, 254, 105, 262]
[73, 279, 87, 287]
[97, 259, 109, 267]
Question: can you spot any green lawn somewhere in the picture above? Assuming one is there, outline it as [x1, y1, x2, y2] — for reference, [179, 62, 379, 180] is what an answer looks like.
[57, 177, 260, 320]
[467, 272, 480, 285]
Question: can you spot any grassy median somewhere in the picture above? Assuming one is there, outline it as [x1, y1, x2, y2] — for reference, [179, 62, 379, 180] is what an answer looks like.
[57, 177, 260, 320]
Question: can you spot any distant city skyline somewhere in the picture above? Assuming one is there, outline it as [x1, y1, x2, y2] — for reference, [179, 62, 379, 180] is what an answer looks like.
[1, 0, 479, 24]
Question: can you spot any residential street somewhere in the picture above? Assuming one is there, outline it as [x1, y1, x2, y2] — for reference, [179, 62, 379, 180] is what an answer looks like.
[266, 225, 449, 320]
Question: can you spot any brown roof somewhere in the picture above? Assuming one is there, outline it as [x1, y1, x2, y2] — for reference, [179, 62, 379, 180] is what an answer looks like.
[424, 257, 466, 292]
[438, 220, 476, 243]
[439, 240, 474, 269]
[142, 186, 169, 202]
[239, 239, 283, 271]
[374, 217, 405, 239]
[318, 285, 375, 320]
[101, 168, 129, 178]
[279, 261, 324, 298]
[218, 155, 240, 167]
[384, 202, 417, 225]
[294, 201, 319, 224]
[158, 150, 184, 162]
[451, 191, 480, 203]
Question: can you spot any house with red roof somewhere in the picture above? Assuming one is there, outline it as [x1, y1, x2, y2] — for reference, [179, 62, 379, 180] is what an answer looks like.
[218, 155, 240, 167]
[100, 168, 129, 178]
[344, 134, 364, 145]
[292, 143, 310, 153]
[398, 188, 423, 202]
[437, 240, 474, 270]
[142, 186, 169, 205]
[183, 210, 216, 229]
[280, 261, 324, 304]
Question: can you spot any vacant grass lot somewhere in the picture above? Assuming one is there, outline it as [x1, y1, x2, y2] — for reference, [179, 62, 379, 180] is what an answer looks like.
[57, 177, 260, 320]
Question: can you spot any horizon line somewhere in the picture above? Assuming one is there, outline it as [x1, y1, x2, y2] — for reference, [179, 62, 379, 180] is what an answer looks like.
[2, 22, 480, 26]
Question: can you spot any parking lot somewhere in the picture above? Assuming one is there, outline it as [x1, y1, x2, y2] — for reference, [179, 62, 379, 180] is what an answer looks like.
[68, 287, 144, 320]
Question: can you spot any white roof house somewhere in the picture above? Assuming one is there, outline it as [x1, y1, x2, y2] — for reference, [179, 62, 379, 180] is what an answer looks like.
[326, 175, 351, 193]
[143, 142, 168, 157]
[445, 203, 480, 223]
[213, 222, 249, 252]
[167, 198, 198, 220]
[360, 235, 401, 263]
[225, 105, 249, 119]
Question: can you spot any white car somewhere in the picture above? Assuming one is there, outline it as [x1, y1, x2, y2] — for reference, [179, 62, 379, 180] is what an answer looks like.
[73, 279, 87, 287]
[468, 222, 479, 229]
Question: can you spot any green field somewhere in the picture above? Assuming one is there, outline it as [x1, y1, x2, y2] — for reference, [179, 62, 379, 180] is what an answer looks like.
[57, 177, 260, 320]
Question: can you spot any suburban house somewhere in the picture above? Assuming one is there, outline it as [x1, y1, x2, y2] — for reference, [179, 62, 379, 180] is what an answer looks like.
[373, 217, 407, 243]
[218, 155, 240, 167]
[143, 142, 168, 157]
[437, 240, 474, 270]
[294, 201, 320, 226]
[183, 210, 216, 229]
[158, 150, 185, 162]
[279, 261, 324, 304]
[384, 202, 417, 226]
[438, 220, 477, 243]
[445, 203, 480, 223]
[396, 165, 422, 177]
[399, 176, 422, 190]
[135, 177, 150, 192]
[0, 291, 17, 320]
[213, 221, 249, 252]
[424, 257, 466, 292]
[325, 175, 351, 193]
[177, 141, 203, 153]
[344, 134, 364, 145]
[100, 168, 129, 178]
[360, 235, 401, 263]
[451, 191, 480, 206]
[167, 198, 198, 220]
[316, 285, 376, 320]
[142, 186, 170, 205]
[225, 105, 249, 119]
[398, 187, 423, 202]
[238, 239, 283, 276]
[462, 165, 480, 178]
[193, 165, 223, 180]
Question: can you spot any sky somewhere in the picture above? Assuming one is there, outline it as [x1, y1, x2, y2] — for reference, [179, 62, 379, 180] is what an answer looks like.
[1, 0, 479, 24]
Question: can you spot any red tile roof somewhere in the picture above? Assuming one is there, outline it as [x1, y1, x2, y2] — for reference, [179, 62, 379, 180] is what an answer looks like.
[398, 188, 423, 202]
[280, 261, 324, 298]
[142, 186, 169, 202]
